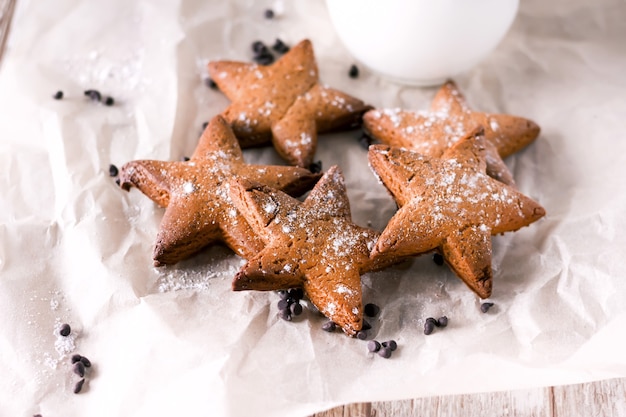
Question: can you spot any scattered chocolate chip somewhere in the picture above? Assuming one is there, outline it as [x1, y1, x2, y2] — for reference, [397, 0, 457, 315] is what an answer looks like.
[71, 354, 82, 364]
[425, 317, 437, 326]
[437, 316, 448, 327]
[254, 52, 275, 66]
[322, 320, 336, 332]
[53, 91, 63, 100]
[356, 330, 368, 340]
[206, 78, 218, 90]
[277, 299, 290, 310]
[290, 302, 303, 316]
[378, 347, 392, 358]
[481, 302, 495, 313]
[424, 320, 435, 335]
[252, 40, 268, 55]
[264, 8, 275, 19]
[358, 133, 372, 150]
[108, 164, 119, 177]
[278, 309, 292, 321]
[59, 323, 71, 337]
[202, 121, 209, 130]
[272, 38, 289, 54]
[84, 89, 102, 102]
[115, 178, 121, 186]
[181, 156, 190, 161]
[367, 340, 381, 352]
[288, 288, 304, 300]
[33, 414, 42, 417]
[361, 320, 372, 331]
[73, 378, 85, 394]
[348, 64, 359, 79]
[364, 303, 380, 317]
[382, 340, 397, 351]
[80, 356, 92, 368]
[433, 253, 444, 266]
[309, 160, 322, 173]
[73, 361, 85, 378]
[104, 96, 115, 106]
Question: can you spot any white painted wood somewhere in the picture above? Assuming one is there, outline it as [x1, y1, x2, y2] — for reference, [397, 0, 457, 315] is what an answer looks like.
[312, 378, 626, 417]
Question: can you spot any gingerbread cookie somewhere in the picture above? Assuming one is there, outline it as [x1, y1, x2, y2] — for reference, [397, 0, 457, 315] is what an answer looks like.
[229, 165, 383, 336]
[363, 80, 541, 186]
[208, 39, 372, 168]
[119, 115, 320, 266]
[368, 127, 545, 298]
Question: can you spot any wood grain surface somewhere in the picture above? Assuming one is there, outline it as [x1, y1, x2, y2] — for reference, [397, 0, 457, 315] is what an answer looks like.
[311, 378, 626, 417]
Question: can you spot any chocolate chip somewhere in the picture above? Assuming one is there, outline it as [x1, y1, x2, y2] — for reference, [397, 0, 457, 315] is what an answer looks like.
[80, 356, 92, 368]
[424, 320, 435, 335]
[309, 160, 322, 173]
[182, 156, 190, 161]
[84, 89, 102, 102]
[348, 65, 359, 78]
[252, 40, 268, 54]
[288, 288, 304, 301]
[59, 323, 71, 337]
[73, 378, 85, 394]
[361, 320, 372, 331]
[378, 347, 392, 358]
[382, 340, 397, 351]
[264, 9, 275, 19]
[356, 330, 368, 340]
[481, 302, 495, 313]
[254, 52, 274, 66]
[202, 121, 209, 130]
[290, 302, 303, 316]
[115, 178, 120, 186]
[33, 414, 42, 417]
[278, 309, 292, 321]
[206, 78, 218, 90]
[367, 340, 381, 352]
[73, 361, 85, 378]
[425, 317, 437, 326]
[364, 303, 380, 317]
[321, 321, 336, 332]
[437, 316, 448, 327]
[104, 96, 115, 106]
[272, 38, 289, 54]
[433, 253, 444, 265]
[108, 164, 119, 177]
[53, 91, 63, 100]
[277, 299, 290, 310]
[71, 354, 82, 364]
[358, 133, 372, 150]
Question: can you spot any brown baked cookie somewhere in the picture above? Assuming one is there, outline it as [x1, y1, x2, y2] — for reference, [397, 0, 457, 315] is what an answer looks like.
[119, 115, 321, 266]
[229, 166, 382, 336]
[208, 39, 372, 168]
[363, 80, 541, 186]
[368, 127, 545, 298]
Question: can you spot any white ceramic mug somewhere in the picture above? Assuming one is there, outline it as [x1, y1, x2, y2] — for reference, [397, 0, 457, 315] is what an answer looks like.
[325, 0, 519, 86]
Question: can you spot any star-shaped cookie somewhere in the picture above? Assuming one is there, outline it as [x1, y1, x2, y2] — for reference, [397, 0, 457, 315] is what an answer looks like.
[119, 115, 321, 266]
[363, 80, 540, 186]
[208, 39, 372, 168]
[228, 166, 382, 336]
[368, 127, 545, 298]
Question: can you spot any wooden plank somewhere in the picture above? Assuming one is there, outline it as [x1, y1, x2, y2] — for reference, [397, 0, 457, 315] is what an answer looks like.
[311, 378, 626, 417]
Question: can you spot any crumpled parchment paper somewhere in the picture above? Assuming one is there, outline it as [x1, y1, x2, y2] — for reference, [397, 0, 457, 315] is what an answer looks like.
[1, 0, 626, 416]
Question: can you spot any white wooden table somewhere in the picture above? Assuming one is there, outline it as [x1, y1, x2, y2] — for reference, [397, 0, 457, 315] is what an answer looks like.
[312, 378, 626, 416]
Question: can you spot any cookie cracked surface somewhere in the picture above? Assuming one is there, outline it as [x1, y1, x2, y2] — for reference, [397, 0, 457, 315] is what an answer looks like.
[363, 80, 541, 187]
[368, 127, 546, 298]
[208, 39, 372, 168]
[229, 165, 381, 336]
[119, 115, 321, 266]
